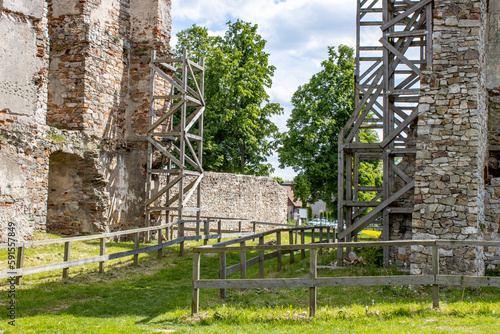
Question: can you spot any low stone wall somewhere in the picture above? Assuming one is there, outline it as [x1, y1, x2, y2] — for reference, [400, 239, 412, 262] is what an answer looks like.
[184, 172, 288, 226]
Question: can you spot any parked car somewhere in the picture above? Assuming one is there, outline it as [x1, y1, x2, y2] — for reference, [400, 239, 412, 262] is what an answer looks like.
[309, 218, 336, 227]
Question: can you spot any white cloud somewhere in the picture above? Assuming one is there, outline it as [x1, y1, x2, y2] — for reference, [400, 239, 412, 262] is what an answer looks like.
[171, 0, 357, 179]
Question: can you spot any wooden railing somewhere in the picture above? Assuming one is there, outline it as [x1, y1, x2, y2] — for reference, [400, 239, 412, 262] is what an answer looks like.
[191, 239, 500, 316]
[0, 218, 273, 284]
[212, 225, 334, 298]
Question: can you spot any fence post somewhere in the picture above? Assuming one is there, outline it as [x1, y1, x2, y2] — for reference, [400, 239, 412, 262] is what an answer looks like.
[326, 227, 331, 244]
[309, 248, 317, 317]
[62, 241, 71, 279]
[196, 221, 201, 237]
[99, 237, 105, 273]
[134, 232, 140, 266]
[15, 244, 25, 285]
[240, 241, 246, 279]
[192, 251, 200, 315]
[311, 227, 315, 244]
[319, 227, 323, 255]
[238, 221, 242, 233]
[158, 228, 163, 259]
[219, 251, 226, 299]
[217, 220, 222, 243]
[289, 230, 295, 264]
[259, 236, 265, 278]
[432, 241, 440, 309]
[277, 231, 282, 271]
[253, 221, 257, 233]
[204, 220, 210, 245]
[179, 222, 185, 257]
[301, 230, 306, 259]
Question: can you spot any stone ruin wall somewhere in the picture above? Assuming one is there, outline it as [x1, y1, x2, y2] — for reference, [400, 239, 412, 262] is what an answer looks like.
[412, 0, 500, 275]
[194, 172, 288, 226]
[0, 0, 172, 240]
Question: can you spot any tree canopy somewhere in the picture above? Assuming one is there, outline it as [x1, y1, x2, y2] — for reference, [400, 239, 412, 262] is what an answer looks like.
[278, 45, 382, 213]
[175, 21, 282, 176]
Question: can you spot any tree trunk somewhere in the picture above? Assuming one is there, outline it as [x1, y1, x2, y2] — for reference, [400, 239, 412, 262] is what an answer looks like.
[239, 140, 246, 174]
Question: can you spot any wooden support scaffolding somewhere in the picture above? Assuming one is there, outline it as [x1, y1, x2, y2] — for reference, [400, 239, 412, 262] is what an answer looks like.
[338, 0, 433, 264]
[146, 50, 205, 255]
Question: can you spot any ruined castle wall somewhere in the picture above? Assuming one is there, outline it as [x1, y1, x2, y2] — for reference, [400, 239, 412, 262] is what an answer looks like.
[0, 0, 172, 240]
[412, 0, 488, 275]
[0, 0, 50, 240]
[484, 0, 500, 271]
[183, 172, 288, 226]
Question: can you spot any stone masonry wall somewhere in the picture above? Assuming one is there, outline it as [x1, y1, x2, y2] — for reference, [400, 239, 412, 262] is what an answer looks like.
[0, 0, 172, 240]
[183, 172, 288, 226]
[0, 0, 50, 241]
[412, 0, 488, 275]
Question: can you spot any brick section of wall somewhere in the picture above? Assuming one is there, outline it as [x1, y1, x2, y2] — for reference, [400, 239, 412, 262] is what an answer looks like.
[412, 0, 488, 275]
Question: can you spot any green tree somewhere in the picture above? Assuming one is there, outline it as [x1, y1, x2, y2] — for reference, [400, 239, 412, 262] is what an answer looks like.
[175, 21, 282, 176]
[278, 45, 382, 215]
[307, 206, 313, 221]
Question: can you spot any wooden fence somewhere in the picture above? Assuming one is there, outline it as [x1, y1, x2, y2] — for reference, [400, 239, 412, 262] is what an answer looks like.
[192, 239, 500, 316]
[0, 218, 280, 284]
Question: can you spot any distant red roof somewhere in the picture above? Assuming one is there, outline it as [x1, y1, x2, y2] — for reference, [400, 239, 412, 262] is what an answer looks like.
[280, 184, 302, 208]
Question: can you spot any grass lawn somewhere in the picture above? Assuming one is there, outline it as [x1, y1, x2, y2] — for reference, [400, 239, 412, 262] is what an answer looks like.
[0, 232, 498, 333]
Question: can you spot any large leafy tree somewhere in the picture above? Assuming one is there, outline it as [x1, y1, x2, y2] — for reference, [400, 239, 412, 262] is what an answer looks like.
[175, 21, 282, 176]
[278, 45, 382, 214]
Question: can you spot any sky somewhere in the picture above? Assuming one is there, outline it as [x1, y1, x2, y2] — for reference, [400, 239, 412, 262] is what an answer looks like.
[171, 0, 357, 181]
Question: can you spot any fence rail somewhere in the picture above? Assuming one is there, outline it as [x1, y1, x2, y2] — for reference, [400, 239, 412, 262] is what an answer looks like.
[192, 239, 500, 316]
[0, 218, 282, 284]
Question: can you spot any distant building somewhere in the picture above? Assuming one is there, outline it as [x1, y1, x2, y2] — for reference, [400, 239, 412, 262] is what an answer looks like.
[280, 183, 303, 220]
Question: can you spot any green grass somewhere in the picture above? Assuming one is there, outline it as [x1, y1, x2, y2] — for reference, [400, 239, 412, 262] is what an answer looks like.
[0, 233, 498, 333]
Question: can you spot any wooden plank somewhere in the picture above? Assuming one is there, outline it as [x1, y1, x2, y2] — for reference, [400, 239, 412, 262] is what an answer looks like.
[15, 245, 24, 285]
[259, 237, 265, 278]
[219, 252, 226, 299]
[240, 241, 246, 279]
[195, 275, 435, 290]
[192, 252, 200, 315]
[338, 181, 415, 239]
[436, 276, 500, 288]
[432, 244, 439, 308]
[310, 249, 317, 317]
[277, 231, 282, 272]
[99, 237, 105, 273]
[62, 241, 71, 279]
[380, 0, 431, 31]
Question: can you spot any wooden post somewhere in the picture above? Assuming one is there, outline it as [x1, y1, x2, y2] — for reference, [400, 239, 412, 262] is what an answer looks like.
[289, 231, 295, 264]
[158, 228, 163, 259]
[252, 221, 256, 233]
[240, 241, 246, 279]
[238, 221, 242, 233]
[134, 232, 140, 266]
[63, 241, 71, 279]
[192, 251, 200, 315]
[15, 245, 24, 285]
[432, 242, 440, 309]
[311, 228, 315, 244]
[217, 220, 222, 243]
[301, 230, 306, 259]
[319, 227, 323, 255]
[219, 252, 226, 299]
[309, 248, 317, 317]
[383, 209, 390, 267]
[259, 236, 265, 278]
[277, 231, 282, 271]
[204, 220, 210, 245]
[99, 237, 105, 273]
[179, 222, 185, 257]
[196, 221, 201, 237]
[326, 227, 331, 244]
